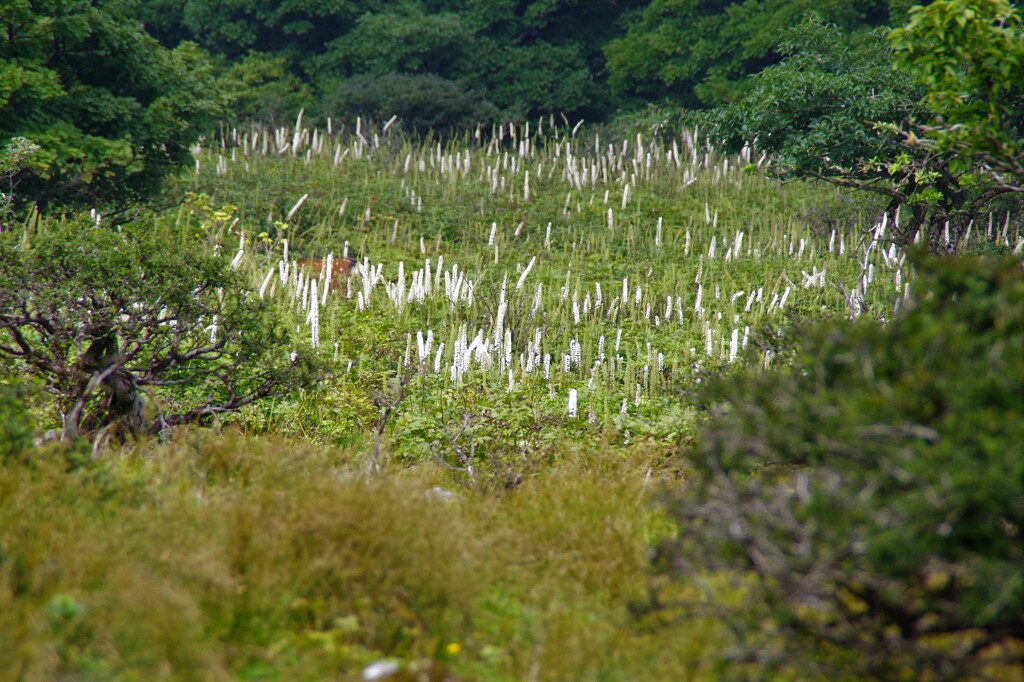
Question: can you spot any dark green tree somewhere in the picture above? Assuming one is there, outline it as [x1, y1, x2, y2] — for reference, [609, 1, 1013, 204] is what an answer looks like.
[309, 6, 498, 131]
[134, 0, 376, 65]
[1, 0, 220, 212]
[309, 0, 645, 124]
[452, 0, 644, 119]
[215, 51, 313, 127]
[312, 8, 469, 79]
[651, 253, 1024, 679]
[455, 38, 594, 121]
[0, 217, 322, 442]
[702, 17, 1018, 249]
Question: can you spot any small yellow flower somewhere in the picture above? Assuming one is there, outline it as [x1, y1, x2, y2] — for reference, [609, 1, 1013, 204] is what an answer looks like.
[445, 642, 461, 656]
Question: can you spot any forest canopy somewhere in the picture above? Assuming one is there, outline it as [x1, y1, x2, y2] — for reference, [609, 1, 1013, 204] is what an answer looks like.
[121, 0, 921, 126]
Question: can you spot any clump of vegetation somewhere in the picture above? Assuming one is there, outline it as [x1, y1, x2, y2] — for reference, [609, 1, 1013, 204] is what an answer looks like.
[653, 253, 1024, 680]
[0, 216, 322, 442]
[0, 137, 41, 228]
[605, 0, 903, 107]
[0, 382, 35, 463]
[214, 51, 313, 128]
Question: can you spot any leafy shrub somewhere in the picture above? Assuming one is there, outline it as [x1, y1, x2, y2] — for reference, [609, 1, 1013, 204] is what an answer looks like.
[698, 16, 1021, 251]
[313, 9, 468, 79]
[0, 137, 41, 229]
[653, 253, 1024, 680]
[0, 216, 322, 441]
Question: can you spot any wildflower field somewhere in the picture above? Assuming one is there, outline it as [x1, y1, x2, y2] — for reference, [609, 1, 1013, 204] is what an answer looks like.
[2, 116, 1021, 681]
[188, 117, 923, 458]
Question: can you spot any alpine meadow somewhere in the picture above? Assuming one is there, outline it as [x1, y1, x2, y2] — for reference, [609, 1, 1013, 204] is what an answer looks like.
[2, 1, 1023, 681]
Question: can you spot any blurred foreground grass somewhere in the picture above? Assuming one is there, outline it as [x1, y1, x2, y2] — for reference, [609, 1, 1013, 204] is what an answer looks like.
[0, 432, 728, 681]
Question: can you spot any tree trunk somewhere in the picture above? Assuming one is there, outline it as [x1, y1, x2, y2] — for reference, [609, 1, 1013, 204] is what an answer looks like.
[62, 328, 146, 441]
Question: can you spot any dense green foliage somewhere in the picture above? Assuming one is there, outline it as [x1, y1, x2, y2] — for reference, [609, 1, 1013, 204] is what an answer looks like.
[0, 0, 219, 212]
[12, 0, 1012, 214]
[215, 51, 313, 127]
[702, 15, 1024, 250]
[891, 0, 1024, 184]
[656, 254, 1024, 679]
[0, 136, 39, 226]
[0, 382, 34, 462]
[8, 0, 1020, 217]
[605, 0, 911, 107]
[705, 20, 922, 178]
[132, 0, 646, 125]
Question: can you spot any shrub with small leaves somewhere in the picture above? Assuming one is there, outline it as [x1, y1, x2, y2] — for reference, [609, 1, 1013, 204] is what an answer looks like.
[0, 216, 323, 441]
[653, 253, 1024, 680]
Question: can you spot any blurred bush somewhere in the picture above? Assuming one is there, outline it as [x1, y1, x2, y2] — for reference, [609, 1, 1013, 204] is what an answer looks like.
[653, 253, 1024, 680]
